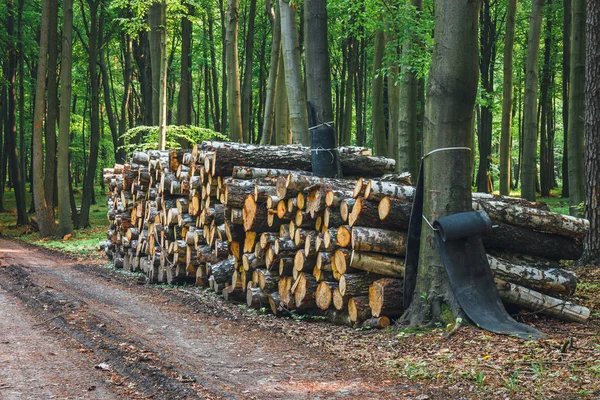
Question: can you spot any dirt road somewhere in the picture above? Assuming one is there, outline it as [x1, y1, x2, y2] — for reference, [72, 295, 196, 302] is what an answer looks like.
[0, 238, 449, 399]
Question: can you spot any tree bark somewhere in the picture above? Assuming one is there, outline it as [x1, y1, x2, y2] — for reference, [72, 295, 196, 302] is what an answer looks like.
[278, 0, 309, 145]
[404, 0, 480, 327]
[304, 0, 334, 124]
[177, 5, 193, 128]
[3, 0, 28, 225]
[44, 0, 59, 211]
[261, 0, 281, 144]
[79, 0, 101, 228]
[32, 0, 56, 236]
[241, 0, 257, 142]
[371, 26, 387, 156]
[580, 0, 600, 264]
[57, 0, 74, 238]
[521, 0, 544, 201]
[500, 0, 517, 195]
[226, 0, 243, 142]
[567, 0, 586, 215]
[562, 0, 572, 198]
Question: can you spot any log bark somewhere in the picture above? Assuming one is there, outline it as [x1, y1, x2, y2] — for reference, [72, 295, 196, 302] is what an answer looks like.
[348, 296, 371, 324]
[350, 197, 410, 230]
[196, 141, 393, 177]
[350, 251, 405, 278]
[364, 180, 415, 202]
[247, 286, 269, 309]
[495, 279, 590, 323]
[351, 226, 407, 255]
[338, 273, 382, 297]
[315, 281, 337, 310]
[369, 278, 404, 318]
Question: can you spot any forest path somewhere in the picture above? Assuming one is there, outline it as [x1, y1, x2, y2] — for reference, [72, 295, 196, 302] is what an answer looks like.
[0, 238, 445, 399]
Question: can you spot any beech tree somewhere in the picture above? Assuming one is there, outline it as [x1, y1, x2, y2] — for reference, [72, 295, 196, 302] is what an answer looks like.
[279, 0, 309, 145]
[404, 0, 480, 326]
[581, 0, 600, 264]
[32, 0, 56, 236]
[226, 0, 243, 142]
[568, 0, 586, 215]
[520, 0, 544, 201]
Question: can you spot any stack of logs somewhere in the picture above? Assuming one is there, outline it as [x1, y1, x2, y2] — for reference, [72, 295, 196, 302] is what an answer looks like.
[102, 141, 590, 329]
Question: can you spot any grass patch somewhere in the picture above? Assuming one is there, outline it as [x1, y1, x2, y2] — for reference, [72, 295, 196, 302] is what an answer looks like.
[0, 186, 107, 259]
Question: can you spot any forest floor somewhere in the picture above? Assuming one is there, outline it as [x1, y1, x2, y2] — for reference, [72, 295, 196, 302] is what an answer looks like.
[1, 190, 600, 399]
[1, 237, 600, 399]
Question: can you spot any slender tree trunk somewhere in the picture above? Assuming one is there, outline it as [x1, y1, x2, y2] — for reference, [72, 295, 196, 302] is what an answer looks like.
[398, 0, 422, 178]
[562, 0, 571, 197]
[580, 0, 600, 264]
[404, 0, 480, 327]
[372, 27, 387, 156]
[341, 28, 358, 146]
[44, 0, 59, 212]
[500, 0, 518, 195]
[521, 0, 544, 201]
[0, 83, 5, 212]
[477, 0, 496, 193]
[207, 9, 221, 132]
[158, 0, 167, 149]
[79, 0, 101, 228]
[261, 0, 281, 144]
[275, 50, 290, 145]
[99, 42, 122, 163]
[17, 0, 26, 194]
[540, 1, 553, 197]
[304, 0, 333, 124]
[567, 0, 586, 215]
[149, 3, 160, 125]
[220, 0, 228, 134]
[133, 30, 153, 126]
[279, 0, 309, 145]
[32, 0, 55, 236]
[177, 5, 193, 128]
[118, 33, 132, 161]
[385, 28, 400, 162]
[57, 0, 74, 237]
[226, 0, 243, 142]
[241, 0, 257, 142]
[3, 1, 27, 223]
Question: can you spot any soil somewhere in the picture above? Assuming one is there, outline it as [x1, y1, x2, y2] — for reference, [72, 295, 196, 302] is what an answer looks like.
[1, 237, 599, 399]
[0, 238, 438, 399]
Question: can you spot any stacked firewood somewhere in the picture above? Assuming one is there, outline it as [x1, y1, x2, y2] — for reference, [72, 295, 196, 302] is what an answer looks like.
[102, 142, 590, 329]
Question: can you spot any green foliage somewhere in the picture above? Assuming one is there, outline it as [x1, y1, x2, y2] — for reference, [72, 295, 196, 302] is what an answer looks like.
[120, 125, 228, 153]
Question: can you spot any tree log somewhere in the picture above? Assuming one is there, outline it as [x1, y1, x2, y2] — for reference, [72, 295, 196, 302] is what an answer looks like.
[369, 278, 404, 318]
[350, 197, 410, 230]
[351, 226, 407, 255]
[247, 286, 269, 309]
[487, 254, 577, 296]
[350, 251, 405, 278]
[315, 281, 337, 310]
[495, 279, 590, 323]
[348, 296, 371, 324]
[339, 273, 382, 297]
[364, 180, 415, 201]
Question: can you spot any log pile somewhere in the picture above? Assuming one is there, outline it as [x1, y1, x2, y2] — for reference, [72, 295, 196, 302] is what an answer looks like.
[102, 142, 591, 330]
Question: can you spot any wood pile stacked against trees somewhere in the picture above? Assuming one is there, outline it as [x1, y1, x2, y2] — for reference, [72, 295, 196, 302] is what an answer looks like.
[102, 142, 590, 329]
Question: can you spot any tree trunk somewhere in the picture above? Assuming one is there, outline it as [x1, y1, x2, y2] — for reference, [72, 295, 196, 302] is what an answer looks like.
[539, 3, 553, 197]
[500, 0, 517, 195]
[371, 26, 387, 157]
[261, 0, 281, 144]
[341, 33, 357, 147]
[477, 0, 496, 193]
[44, 0, 59, 211]
[118, 34, 132, 163]
[132, 29, 153, 126]
[79, 0, 101, 228]
[3, 0, 27, 225]
[562, 0, 571, 198]
[241, 0, 257, 142]
[177, 6, 193, 128]
[385, 28, 399, 162]
[158, 0, 168, 149]
[567, 0, 586, 215]
[397, 0, 422, 178]
[580, 0, 600, 264]
[32, 0, 56, 236]
[278, 0, 309, 145]
[520, 0, 544, 201]
[226, 0, 243, 142]
[207, 9, 221, 132]
[149, 3, 161, 125]
[57, 0, 74, 238]
[404, 0, 480, 327]
[304, 0, 333, 124]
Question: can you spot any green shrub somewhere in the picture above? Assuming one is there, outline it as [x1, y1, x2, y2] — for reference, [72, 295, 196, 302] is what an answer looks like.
[120, 125, 228, 153]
